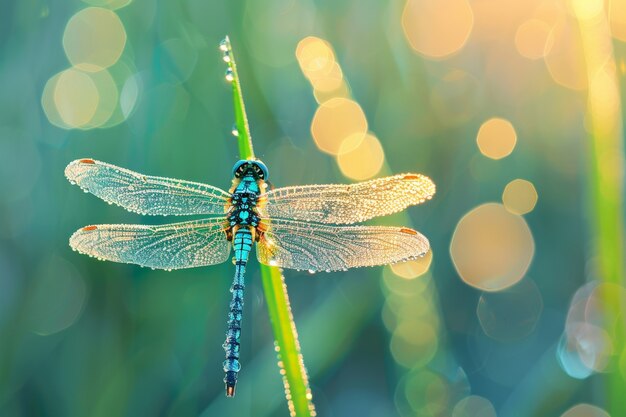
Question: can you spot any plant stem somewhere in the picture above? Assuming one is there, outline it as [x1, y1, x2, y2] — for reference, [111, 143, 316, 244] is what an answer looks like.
[221, 36, 316, 417]
[573, 7, 626, 415]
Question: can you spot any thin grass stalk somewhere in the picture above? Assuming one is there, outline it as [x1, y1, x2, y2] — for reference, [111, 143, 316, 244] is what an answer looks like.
[220, 36, 316, 417]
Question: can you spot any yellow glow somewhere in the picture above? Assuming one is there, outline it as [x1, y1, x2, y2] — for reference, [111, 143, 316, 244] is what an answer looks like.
[54, 68, 100, 128]
[336, 133, 385, 180]
[391, 250, 433, 279]
[476, 118, 517, 160]
[311, 98, 368, 155]
[402, 0, 474, 59]
[452, 396, 497, 417]
[561, 403, 610, 417]
[450, 203, 535, 292]
[63, 7, 126, 71]
[502, 179, 538, 215]
[610, 0, 626, 41]
[588, 69, 621, 133]
[515, 19, 553, 60]
[570, 0, 604, 21]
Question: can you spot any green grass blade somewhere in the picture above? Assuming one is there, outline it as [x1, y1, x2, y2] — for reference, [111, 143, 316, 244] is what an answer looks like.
[221, 36, 316, 417]
[574, 8, 626, 415]
[221, 36, 254, 160]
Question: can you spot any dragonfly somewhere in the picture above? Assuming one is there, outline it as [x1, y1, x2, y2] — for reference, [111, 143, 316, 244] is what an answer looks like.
[65, 157, 435, 396]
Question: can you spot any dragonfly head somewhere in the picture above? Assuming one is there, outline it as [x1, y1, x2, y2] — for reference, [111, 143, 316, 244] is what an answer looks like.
[232, 159, 269, 180]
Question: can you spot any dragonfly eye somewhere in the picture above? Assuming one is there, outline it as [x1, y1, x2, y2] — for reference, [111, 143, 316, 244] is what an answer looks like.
[254, 160, 269, 180]
[231, 159, 269, 180]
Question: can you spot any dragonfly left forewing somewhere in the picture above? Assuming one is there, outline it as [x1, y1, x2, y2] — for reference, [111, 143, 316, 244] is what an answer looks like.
[65, 159, 231, 216]
[260, 173, 435, 224]
[70, 217, 231, 270]
[256, 218, 429, 272]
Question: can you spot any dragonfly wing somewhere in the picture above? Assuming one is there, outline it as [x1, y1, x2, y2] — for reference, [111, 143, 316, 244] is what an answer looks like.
[261, 174, 435, 224]
[256, 219, 429, 272]
[65, 159, 231, 216]
[70, 218, 231, 270]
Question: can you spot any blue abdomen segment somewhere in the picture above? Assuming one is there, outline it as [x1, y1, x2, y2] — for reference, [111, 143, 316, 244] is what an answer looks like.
[223, 227, 253, 397]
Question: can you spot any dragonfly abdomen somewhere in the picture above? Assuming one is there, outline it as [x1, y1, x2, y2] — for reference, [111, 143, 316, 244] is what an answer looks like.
[223, 227, 253, 397]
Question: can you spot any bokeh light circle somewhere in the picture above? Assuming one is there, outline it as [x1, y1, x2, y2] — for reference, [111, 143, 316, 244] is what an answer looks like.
[403, 371, 449, 415]
[477, 278, 543, 341]
[391, 320, 438, 368]
[502, 179, 538, 215]
[561, 403, 610, 417]
[296, 36, 337, 84]
[336, 133, 384, 180]
[544, 19, 587, 91]
[452, 395, 496, 417]
[402, 0, 474, 59]
[515, 19, 553, 60]
[26, 256, 87, 336]
[43, 67, 123, 130]
[53, 68, 100, 128]
[391, 250, 433, 279]
[476, 118, 517, 159]
[63, 7, 127, 71]
[311, 98, 368, 155]
[450, 203, 535, 291]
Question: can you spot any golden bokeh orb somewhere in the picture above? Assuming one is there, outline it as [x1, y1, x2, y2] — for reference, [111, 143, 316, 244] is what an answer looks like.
[544, 19, 587, 91]
[391, 250, 433, 279]
[402, 0, 474, 59]
[336, 133, 385, 180]
[450, 203, 535, 292]
[502, 179, 538, 215]
[53, 68, 100, 128]
[63, 7, 127, 71]
[515, 19, 553, 60]
[296, 37, 336, 78]
[476, 117, 517, 160]
[311, 98, 368, 155]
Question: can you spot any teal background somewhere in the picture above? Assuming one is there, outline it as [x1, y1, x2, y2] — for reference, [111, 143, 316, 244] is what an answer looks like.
[1, 0, 625, 416]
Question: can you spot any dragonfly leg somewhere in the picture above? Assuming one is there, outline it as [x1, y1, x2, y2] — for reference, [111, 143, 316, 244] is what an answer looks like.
[223, 227, 253, 397]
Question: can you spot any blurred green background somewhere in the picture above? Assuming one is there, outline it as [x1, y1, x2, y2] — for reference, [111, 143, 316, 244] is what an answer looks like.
[1, 0, 626, 416]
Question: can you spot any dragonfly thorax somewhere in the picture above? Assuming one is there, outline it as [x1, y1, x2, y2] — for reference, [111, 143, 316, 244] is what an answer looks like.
[228, 174, 262, 229]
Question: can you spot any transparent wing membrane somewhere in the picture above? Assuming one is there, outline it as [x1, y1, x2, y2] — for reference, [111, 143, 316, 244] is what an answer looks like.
[65, 159, 231, 216]
[70, 218, 231, 270]
[256, 219, 430, 272]
[261, 174, 435, 224]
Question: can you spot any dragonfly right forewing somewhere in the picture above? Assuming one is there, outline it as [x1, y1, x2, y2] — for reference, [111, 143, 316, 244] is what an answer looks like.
[260, 173, 435, 224]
